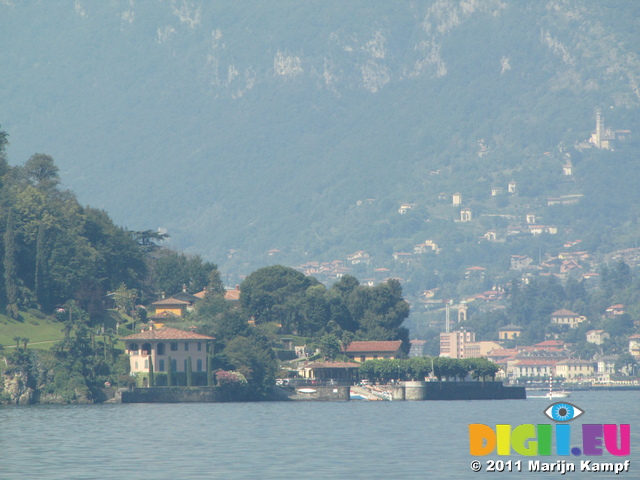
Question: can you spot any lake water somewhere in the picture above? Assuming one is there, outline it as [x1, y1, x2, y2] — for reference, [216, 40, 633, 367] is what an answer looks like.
[0, 390, 637, 479]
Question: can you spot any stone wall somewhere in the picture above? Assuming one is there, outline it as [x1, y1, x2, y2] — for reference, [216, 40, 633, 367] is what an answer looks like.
[120, 386, 218, 403]
[423, 381, 525, 400]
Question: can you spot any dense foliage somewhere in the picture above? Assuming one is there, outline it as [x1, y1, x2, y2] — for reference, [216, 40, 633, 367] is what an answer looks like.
[240, 267, 410, 346]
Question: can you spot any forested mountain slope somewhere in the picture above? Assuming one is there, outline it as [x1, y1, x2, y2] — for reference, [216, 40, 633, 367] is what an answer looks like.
[2, 1, 639, 282]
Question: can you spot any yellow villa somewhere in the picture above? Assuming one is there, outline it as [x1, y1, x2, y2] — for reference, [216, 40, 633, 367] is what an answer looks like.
[121, 325, 214, 384]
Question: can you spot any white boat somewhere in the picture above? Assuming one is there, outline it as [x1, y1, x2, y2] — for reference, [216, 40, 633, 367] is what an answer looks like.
[545, 375, 570, 398]
[546, 390, 570, 399]
[297, 388, 317, 394]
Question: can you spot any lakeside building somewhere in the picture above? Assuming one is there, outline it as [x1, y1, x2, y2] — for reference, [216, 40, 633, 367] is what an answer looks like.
[555, 359, 596, 380]
[343, 341, 403, 362]
[121, 325, 214, 381]
[297, 361, 360, 381]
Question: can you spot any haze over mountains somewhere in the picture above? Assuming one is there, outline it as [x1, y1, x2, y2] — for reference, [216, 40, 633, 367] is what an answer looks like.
[2, 0, 640, 286]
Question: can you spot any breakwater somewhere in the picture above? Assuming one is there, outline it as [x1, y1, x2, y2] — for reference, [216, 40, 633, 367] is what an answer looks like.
[392, 381, 525, 401]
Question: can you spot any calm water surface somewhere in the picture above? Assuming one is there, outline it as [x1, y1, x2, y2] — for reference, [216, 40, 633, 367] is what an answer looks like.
[0, 391, 637, 479]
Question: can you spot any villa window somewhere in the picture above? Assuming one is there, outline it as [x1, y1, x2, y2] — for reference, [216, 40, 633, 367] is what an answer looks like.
[170, 342, 178, 351]
[197, 359, 203, 372]
[129, 343, 139, 353]
[185, 342, 189, 351]
[144, 359, 148, 369]
[197, 342, 202, 351]
[171, 359, 177, 372]
[184, 359, 188, 371]
[157, 343, 166, 355]
[159, 359, 165, 372]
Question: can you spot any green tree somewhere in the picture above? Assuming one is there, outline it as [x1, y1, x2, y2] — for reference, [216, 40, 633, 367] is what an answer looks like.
[4, 210, 19, 317]
[187, 356, 193, 386]
[615, 352, 637, 375]
[223, 334, 278, 397]
[167, 356, 173, 386]
[240, 265, 318, 325]
[24, 153, 60, 191]
[149, 359, 155, 387]
[318, 333, 340, 360]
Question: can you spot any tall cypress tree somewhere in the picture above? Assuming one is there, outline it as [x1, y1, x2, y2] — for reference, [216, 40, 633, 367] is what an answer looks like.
[167, 356, 173, 387]
[149, 360, 155, 387]
[4, 210, 19, 318]
[35, 222, 50, 311]
[186, 356, 193, 387]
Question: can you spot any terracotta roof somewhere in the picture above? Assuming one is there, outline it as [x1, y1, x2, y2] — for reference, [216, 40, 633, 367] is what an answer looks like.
[301, 361, 360, 369]
[514, 359, 559, 366]
[151, 298, 190, 306]
[551, 309, 579, 316]
[487, 348, 519, 358]
[147, 311, 179, 320]
[556, 359, 594, 365]
[535, 340, 564, 347]
[498, 324, 523, 331]
[121, 326, 214, 341]
[344, 340, 402, 353]
[225, 289, 241, 301]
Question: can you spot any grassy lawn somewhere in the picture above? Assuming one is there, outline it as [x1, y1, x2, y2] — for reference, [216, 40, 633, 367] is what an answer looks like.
[0, 312, 65, 350]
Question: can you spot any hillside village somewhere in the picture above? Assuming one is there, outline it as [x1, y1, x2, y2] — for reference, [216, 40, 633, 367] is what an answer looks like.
[208, 110, 639, 385]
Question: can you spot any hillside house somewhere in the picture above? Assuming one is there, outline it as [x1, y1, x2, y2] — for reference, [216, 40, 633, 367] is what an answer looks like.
[605, 304, 625, 317]
[460, 208, 472, 222]
[392, 252, 413, 264]
[511, 255, 533, 270]
[452, 192, 462, 206]
[629, 334, 640, 358]
[586, 330, 610, 345]
[498, 324, 523, 340]
[464, 266, 486, 279]
[347, 251, 370, 264]
[483, 230, 498, 242]
[508, 181, 517, 193]
[398, 203, 416, 214]
[551, 309, 586, 328]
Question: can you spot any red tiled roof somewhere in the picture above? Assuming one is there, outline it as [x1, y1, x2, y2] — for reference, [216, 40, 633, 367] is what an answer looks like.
[514, 359, 559, 366]
[535, 340, 564, 347]
[147, 311, 179, 320]
[225, 290, 241, 301]
[302, 361, 360, 369]
[344, 340, 402, 353]
[556, 359, 594, 365]
[151, 298, 190, 306]
[551, 309, 579, 316]
[121, 326, 214, 341]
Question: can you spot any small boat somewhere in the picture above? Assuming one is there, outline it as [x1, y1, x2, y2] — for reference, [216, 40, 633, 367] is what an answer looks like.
[297, 388, 316, 394]
[546, 390, 570, 399]
[545, 375, 570, 399]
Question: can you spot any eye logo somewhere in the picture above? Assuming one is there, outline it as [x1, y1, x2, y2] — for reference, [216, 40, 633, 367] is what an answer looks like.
[544, 402, 584, 422]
